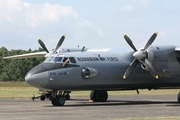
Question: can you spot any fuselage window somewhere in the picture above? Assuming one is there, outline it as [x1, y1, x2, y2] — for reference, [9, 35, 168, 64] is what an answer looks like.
[53, 57, 62, 62]
[69, 57, 76, 63]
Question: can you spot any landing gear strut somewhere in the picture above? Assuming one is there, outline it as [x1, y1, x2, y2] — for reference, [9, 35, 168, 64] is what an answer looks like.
[90, 90, 108, 102]
[51, 91, 71, 106]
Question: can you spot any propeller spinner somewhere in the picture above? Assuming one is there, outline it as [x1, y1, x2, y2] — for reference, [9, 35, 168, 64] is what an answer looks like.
[38, 34, 66, 56]
[123, 32, 158, 79]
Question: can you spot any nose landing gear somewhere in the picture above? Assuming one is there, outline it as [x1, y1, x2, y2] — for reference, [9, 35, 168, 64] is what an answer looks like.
[51, 91, 71, 106]
[51, 95, 65, 106]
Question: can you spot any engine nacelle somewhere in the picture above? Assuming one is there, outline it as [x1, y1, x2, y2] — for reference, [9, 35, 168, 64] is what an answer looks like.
[81, 67, 98, 79]
[141, 47, 154, 71]
[147, 47, 154, 63]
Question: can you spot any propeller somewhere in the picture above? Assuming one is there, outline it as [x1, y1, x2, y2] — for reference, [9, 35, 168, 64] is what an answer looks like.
[38, 34, 66, 56]
[54, 34, 66, 53]
[123, 32, 158, 79]
[38, 39, 49, 53]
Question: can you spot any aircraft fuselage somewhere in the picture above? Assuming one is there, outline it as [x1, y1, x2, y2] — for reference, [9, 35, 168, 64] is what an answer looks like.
[25, 45, 180, 91]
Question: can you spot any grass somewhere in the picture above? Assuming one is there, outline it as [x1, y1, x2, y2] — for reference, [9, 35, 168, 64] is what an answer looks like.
[0, 81, 38, 98]
[0, 87, 38, 98]
[0, 81, 31, 87]
[0, 81, 180, 98]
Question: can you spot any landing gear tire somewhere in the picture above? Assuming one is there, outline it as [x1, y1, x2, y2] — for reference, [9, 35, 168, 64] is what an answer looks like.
[51, 97, 57, 106]
[40, 95, 45, 101]
[96, 90, 108, 102]
[90, 90, 97, 101]
[56, 96, 65, 106]
[177, 92, 180, 104]
[51, 95, 66, 106]
[90, 90, 108, 102]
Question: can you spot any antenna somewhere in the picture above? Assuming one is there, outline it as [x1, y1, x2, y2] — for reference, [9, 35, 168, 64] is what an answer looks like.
[81, 46, 85, 52]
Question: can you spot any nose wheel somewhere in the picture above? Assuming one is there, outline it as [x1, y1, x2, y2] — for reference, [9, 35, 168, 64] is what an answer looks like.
[51, 95, 65, 106]
[50, 91, 71, 106]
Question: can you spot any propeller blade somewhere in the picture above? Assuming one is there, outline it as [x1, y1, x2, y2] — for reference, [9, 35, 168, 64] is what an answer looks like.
[54, 34, 66, 53]
[144, 59, 158, 79]
[123, 59, 139, 79]
[123, 34, 137, 52]
[144, 32, 158, 50]
[38, 39, 49, 53]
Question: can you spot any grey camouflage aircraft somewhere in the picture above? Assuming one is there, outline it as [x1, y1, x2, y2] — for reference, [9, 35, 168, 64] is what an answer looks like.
[4, 32, 180, 106]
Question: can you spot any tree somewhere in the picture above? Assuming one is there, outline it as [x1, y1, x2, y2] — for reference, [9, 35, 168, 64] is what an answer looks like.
[0, 47, 45, 81]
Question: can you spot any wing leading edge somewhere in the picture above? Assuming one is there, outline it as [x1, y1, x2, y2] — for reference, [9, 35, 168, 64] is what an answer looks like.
[3, 51, 47, 59]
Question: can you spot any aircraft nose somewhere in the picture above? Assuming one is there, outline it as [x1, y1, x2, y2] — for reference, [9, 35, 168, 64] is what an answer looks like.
[25, 64, 49, 89]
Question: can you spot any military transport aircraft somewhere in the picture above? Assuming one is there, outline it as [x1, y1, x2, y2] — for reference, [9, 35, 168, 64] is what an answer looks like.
[4, 32, 180, 106]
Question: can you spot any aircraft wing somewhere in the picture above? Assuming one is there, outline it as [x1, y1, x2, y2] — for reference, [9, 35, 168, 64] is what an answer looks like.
[3, 48, 89, 60]
[3, 51, 47, 59]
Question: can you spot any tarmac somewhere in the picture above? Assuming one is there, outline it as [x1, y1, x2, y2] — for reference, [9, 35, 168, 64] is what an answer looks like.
[0, 94, 180, 120]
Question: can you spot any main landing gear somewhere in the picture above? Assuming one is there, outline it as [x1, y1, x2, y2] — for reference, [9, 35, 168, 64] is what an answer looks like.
[90, 90, 108, 102]
[177, 92, 180, 104]
[51, 91, 71, 106]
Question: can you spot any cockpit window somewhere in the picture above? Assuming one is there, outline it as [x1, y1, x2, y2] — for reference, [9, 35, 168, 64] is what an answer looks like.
[62, 57, 69, 64]
[45, 56, 54, 62]
[45, 56, 76, 64]
[53, 57, 62, 62]
[69, 57, 76, 63]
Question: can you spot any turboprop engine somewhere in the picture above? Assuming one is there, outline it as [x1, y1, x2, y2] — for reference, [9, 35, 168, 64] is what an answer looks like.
[140, 48, 154, 71]
[123, 32, 159, 79]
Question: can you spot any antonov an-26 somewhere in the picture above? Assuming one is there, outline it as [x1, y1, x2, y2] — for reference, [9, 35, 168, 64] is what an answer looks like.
[4, 32, 180, 106]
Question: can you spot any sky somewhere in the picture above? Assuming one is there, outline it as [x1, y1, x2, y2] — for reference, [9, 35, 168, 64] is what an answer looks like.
[1, 0, 180, 50]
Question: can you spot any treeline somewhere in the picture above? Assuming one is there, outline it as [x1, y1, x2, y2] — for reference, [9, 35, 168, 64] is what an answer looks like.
[0, 47, 45, 81]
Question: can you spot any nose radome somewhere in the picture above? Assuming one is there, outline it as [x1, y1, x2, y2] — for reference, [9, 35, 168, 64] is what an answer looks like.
[25, 65, 49, 89]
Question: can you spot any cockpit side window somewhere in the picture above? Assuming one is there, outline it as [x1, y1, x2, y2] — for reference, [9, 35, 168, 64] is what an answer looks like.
[53, 57, 62, 62]
[69, 57, 76, 63]
[45, 56, 54, 62]
[62, 57, 69, 64]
